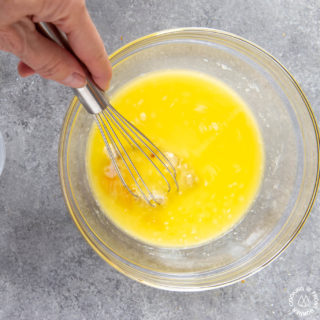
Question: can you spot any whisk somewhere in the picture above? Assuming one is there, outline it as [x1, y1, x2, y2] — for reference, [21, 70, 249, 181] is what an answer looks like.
[37, 22, 178, 206]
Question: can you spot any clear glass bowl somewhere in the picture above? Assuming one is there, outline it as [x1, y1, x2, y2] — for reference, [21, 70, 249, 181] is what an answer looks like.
[59, 28, 319, 291]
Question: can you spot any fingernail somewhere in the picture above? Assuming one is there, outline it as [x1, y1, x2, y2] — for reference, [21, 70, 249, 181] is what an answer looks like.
[104, 80, 111, 91]
[62, 73, 86, 88]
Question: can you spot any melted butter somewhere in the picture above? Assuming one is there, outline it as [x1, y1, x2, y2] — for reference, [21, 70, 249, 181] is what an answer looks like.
[86, 70, 264, 247]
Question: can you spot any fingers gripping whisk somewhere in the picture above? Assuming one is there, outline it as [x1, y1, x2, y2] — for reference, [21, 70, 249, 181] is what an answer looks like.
[94, 103, 179, 206]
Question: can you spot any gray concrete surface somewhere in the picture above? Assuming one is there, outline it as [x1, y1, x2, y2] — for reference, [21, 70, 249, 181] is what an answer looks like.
[0, 0, 320, 319]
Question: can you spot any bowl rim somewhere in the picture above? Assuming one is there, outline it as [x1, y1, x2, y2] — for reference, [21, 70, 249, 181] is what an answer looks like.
[59, 27, 320, 291]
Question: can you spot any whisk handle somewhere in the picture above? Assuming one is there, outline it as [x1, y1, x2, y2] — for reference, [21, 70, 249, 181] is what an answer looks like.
[36, 22, 107, 114]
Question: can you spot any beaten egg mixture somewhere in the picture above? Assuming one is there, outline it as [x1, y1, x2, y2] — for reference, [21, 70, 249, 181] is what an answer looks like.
[86, 70, 264, 247]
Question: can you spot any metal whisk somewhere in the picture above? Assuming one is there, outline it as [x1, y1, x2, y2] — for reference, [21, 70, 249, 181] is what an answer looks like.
[37, 23, 178, 206]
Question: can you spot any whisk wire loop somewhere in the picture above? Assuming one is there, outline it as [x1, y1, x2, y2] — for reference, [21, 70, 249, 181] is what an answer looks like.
[93, 103, 179, 206]
[106, 104, 179, 190]
[99, 112, 159, 206]
[103, 107, 172, 193]
[94, 115, 136, 198]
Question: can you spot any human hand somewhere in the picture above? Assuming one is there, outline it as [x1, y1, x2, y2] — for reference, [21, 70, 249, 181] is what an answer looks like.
[0, 0, 112, 90]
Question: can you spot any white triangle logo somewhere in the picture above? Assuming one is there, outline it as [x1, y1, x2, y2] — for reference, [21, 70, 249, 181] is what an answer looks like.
[297, 295, 311, 308]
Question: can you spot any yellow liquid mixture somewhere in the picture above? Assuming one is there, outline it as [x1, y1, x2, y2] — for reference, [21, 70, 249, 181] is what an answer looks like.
[86, 70, 264, 247]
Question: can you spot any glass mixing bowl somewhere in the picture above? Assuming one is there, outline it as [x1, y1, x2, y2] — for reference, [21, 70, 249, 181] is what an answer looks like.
[59, 28, 319, 291]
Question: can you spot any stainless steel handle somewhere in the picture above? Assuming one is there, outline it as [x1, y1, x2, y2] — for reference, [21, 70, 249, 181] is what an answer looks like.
[36, 22, 107, 114]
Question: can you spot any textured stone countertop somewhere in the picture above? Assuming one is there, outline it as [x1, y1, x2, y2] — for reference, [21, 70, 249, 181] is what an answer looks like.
[0, 1, 319, 319]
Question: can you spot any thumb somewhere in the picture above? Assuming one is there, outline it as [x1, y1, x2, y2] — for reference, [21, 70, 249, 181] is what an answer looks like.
[10, 19, 87, 88]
